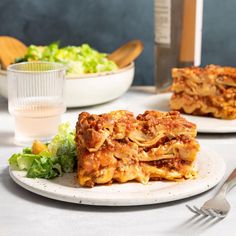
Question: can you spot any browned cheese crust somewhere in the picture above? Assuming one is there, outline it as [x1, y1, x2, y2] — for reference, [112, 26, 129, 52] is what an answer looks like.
[75, 110, 199, 187]
[170, 65, 236, 119]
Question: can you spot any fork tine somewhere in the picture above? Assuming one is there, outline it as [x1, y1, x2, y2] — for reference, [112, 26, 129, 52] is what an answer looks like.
[193, 206, 206, 215]
[218, 214, 227, 219]
[207, 209, 227, 218]
[186, 204, 199, 214]
[200, 208, 212, 217]
[206, 209, 217, 218]
[205, 209, 218, 218]
[214, 211, 227, 219]
[186, 204, 227, 219]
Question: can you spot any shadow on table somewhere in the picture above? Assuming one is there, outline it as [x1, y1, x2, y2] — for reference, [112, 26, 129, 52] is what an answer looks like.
[0, 167, 214, 214]
[130, 87, 156, 94]
[166, 213, 224, 235]
[0, 131, 15, 147]
[197, 133, 236, 140]
[0, 97, 8, 111]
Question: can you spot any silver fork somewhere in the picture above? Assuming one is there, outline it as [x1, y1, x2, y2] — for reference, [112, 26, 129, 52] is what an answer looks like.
[187, 168, 236, 218]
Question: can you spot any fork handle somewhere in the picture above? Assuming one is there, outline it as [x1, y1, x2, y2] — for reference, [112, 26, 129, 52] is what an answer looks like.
[217, 168, 236, 196]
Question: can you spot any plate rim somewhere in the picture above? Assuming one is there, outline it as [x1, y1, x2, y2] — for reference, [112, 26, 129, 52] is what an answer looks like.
[9, 147, 226, 206]
[155, 93, 236, 134]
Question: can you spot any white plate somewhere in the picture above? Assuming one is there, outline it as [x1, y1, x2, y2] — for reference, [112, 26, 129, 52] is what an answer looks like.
[148, 93, 236, 133]
[9, 147, 225, 206]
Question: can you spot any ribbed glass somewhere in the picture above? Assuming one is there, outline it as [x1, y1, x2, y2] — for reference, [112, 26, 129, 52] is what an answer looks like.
[7, 62, 66, 145]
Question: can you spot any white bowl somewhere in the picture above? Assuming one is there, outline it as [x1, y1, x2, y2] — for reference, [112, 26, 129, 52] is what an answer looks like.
[0, 63, 134, 107]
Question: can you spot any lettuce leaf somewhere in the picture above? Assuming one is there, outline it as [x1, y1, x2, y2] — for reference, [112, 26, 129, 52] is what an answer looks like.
[27, 157, 62, 179]
[8, 153, 41, 171]
[16, 42, 117, 75]
[48, 123, 76, 173]
[8, 122, 76, 179]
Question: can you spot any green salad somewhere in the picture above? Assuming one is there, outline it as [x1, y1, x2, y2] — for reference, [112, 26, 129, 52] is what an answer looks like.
[16, 42, 118, 75]
[8, 123, 77, 179]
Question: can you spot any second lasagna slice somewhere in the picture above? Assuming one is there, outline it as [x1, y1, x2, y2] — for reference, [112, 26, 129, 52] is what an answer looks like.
[170, 65, 236, 119]
[75, 110, 199, 187]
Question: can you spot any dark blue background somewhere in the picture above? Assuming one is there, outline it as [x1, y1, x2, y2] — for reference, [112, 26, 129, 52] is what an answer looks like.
[1, 0, 235, 85]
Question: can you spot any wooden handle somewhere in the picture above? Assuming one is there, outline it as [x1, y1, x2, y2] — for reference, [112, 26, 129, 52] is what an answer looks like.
[0, 36, 28, 70]
[108, 40, 144, 68]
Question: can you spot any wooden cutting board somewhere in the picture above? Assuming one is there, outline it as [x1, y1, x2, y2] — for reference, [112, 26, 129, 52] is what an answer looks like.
[0, 36, 28, 70]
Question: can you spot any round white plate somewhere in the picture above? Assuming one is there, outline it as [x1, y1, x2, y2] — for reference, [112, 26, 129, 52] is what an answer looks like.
[145, 93, 236, 133]
[9, 147, 225, 206]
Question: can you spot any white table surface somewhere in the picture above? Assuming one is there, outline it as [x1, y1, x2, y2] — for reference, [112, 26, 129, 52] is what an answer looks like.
[0, 86, 236, 236]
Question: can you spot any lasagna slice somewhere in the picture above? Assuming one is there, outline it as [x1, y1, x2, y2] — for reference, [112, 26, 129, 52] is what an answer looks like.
[75, 110, 199, 187]
[170, 65, 236, 119]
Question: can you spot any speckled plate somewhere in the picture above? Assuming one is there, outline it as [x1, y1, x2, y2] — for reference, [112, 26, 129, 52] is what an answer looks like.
[9, 147, 225, 206]
[142, 93, 236, 133]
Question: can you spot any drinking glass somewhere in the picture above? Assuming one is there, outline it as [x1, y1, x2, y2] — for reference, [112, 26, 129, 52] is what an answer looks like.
[7, 62, 66, 146]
